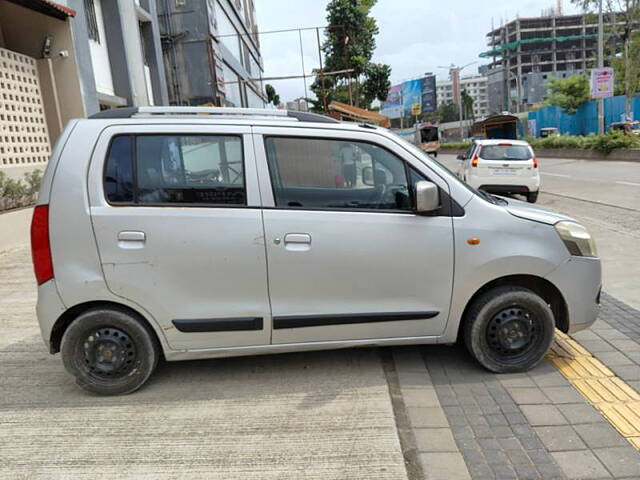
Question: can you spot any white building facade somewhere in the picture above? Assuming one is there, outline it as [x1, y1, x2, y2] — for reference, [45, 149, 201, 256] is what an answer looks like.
[437, 75, 490, 120]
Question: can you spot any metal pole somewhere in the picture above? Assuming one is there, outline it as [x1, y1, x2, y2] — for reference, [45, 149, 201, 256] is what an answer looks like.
[316, 27, 328, 113]
[298, 29, 308, 105]
[597, 0, 605, 134]
[456, 68, 464, 140]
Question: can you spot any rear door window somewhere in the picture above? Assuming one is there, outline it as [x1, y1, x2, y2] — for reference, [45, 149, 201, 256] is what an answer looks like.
[104, 134, 245, 206]
[479, 145, 532, 160]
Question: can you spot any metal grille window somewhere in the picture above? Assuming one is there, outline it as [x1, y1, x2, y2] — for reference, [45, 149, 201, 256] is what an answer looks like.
[84, 0, 100, 43]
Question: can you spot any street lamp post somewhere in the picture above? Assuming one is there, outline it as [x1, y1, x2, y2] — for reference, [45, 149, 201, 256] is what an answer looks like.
[597, 0, 605, 135]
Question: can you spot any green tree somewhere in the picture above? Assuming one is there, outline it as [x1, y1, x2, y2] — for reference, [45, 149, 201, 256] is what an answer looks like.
[438, 102, 459, 123]
[572, 0, 640, 119]
[310, 0, 391, 111]
[612, 31, 640, 98]
[265, 84, 280, 106]
[461, 89, 475, 122]
[544, 74, 591, 114]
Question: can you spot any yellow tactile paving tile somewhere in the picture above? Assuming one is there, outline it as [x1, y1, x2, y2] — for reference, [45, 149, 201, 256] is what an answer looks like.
[598, 403, 640, 437]
[572, 378, 640, 404]
[547, 355, 614, 380]
[546, 330, 640, 452]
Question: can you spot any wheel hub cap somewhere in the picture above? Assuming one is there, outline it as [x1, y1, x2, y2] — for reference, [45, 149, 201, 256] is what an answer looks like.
[487, 307, 537, 357]
[83, 328, 136, 378]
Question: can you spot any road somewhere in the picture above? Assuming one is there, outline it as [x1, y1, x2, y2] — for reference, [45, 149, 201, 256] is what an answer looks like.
[438, 154, 640, 310]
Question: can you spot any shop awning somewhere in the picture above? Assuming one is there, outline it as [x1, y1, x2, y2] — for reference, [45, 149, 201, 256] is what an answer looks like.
[6, 0, 76, 20]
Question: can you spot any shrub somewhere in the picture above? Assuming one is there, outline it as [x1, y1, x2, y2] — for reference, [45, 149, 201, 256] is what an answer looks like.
[0, 169, 43, 212]
[526, 132, 640, 154]
[440, 142, 472, 150]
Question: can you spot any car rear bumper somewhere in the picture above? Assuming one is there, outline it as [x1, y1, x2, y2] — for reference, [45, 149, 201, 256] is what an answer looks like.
[545, 256, 602, 334]
[468, 174, 540, 194]
[36, 279, 66, 351]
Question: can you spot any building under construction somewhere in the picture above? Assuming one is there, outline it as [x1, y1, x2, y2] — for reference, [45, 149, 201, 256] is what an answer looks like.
[483, 9, 618, 111]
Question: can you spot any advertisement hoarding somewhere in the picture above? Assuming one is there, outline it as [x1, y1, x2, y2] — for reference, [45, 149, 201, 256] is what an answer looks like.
[381, 74, 438, 119]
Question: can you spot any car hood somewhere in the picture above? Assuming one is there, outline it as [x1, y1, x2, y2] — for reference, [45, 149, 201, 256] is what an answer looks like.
[501, 197, 576, 225]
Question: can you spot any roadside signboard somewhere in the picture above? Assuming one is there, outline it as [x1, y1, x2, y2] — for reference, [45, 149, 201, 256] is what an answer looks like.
[590, 68, 614, 99]
[411, 102, 421, 116]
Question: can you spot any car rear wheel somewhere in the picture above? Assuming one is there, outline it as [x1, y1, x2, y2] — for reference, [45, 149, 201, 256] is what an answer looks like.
[463, 286, 555, 373]
[527, 191, 539, 203]
[61, 308, 160, 395]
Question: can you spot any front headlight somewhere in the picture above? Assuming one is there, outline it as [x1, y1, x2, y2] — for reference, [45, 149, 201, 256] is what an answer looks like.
[555, 221, 598, 257]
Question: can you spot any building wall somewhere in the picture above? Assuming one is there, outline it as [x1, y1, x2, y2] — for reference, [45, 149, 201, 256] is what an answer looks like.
[159, 0, 264, 107]
[437, 75, 489, 119]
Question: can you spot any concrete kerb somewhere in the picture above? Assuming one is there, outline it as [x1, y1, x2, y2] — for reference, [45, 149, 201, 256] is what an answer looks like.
[391, 347, 472, 480]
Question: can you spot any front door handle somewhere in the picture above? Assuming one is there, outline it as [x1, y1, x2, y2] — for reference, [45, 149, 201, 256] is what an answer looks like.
[284, 233, 311, 244]
[283, 233, 311, 252]
[118, 231, 146, 242]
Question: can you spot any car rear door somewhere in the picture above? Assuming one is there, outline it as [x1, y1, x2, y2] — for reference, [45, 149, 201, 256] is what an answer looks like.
[476, 143, 535, 179]
[253, 126, 455, 345]
[87, 124, 271, 351]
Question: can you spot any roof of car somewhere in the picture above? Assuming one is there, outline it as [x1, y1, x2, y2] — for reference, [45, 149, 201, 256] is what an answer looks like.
[473, 139, 531, 146]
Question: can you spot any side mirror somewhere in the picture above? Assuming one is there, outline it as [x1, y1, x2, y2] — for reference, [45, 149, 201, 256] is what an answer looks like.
[415, 180, 440, 213]
[362, 166, 374, 186]
[456, 154, 465, 161]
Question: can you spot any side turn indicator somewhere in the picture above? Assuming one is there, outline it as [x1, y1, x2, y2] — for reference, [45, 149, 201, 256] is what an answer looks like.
[467, 238, 481, 245]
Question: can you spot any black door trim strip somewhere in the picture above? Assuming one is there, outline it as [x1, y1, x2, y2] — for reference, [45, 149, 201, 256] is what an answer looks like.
[273, 311, 438, 330]
[172, 317, 263, 333]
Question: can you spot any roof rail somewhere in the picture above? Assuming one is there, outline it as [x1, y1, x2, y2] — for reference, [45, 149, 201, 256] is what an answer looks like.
[89, 106, 340, 124]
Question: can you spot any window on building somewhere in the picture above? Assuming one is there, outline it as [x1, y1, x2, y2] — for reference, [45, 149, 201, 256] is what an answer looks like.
[246, 87, 265, 108]
[84, 0, 100, 43]
[215, 1, 242, 65]
[221, 62, 243, 107]
[264, 137, 411, 211]
[104, 135, 246, 206]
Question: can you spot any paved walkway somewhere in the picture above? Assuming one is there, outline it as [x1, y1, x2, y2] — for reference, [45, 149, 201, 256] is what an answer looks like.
[0, 246, 407, 479]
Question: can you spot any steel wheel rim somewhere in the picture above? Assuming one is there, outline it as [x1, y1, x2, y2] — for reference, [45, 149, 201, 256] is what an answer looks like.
[486, 306, 540, 361]
[82, 327, 137, 379]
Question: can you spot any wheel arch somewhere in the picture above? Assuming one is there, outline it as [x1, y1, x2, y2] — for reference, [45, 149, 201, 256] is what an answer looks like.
[457, 274, 569, 342]
[49, 300, 163, 355]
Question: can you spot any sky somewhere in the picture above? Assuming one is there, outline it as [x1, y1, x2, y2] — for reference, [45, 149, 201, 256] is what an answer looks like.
[254, 0, 583, 103]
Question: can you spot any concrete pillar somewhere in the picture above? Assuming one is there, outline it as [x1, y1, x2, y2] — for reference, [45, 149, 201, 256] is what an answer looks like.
[36, 58, 64, 143]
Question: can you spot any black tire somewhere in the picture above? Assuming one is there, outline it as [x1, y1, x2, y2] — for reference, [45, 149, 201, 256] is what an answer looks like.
[526, 191, 539, 203]
[432, 151, 438, 157]
[463, 286, 555, 373]
[61, 308, 160, 395]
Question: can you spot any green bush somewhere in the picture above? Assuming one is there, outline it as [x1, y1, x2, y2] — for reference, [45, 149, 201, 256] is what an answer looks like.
[525, 131, 640, 154]
[0, 169, 43, 212]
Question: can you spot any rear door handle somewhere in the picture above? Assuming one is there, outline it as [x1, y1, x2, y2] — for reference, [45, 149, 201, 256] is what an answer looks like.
[284, 233, 311, 244]
[118, 231, 145, 242]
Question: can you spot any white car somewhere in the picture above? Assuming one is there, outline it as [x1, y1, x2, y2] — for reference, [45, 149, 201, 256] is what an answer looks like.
[457, 139, 540, 203]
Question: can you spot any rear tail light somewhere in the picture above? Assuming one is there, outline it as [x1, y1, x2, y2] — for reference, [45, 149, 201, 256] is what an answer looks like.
[471, 156, 479, 167]
[30, 205, 54, 285]
[533, 155, 538, 168]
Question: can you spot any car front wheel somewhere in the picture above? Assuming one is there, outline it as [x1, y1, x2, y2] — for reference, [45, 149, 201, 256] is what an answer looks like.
[463, 286, 555, 373]
[61, 307, 160, 395]
[527, 191, 539, 203]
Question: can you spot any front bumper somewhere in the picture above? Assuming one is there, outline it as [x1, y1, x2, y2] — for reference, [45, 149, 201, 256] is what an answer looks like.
[545, 256, 602, 334]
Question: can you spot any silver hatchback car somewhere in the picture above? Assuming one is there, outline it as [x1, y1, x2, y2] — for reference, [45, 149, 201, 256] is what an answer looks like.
[31, 107, 601, 395]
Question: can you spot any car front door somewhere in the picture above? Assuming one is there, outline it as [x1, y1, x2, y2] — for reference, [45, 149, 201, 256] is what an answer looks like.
[253, 127, 455, 345]
[88, 125, 270, 351]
